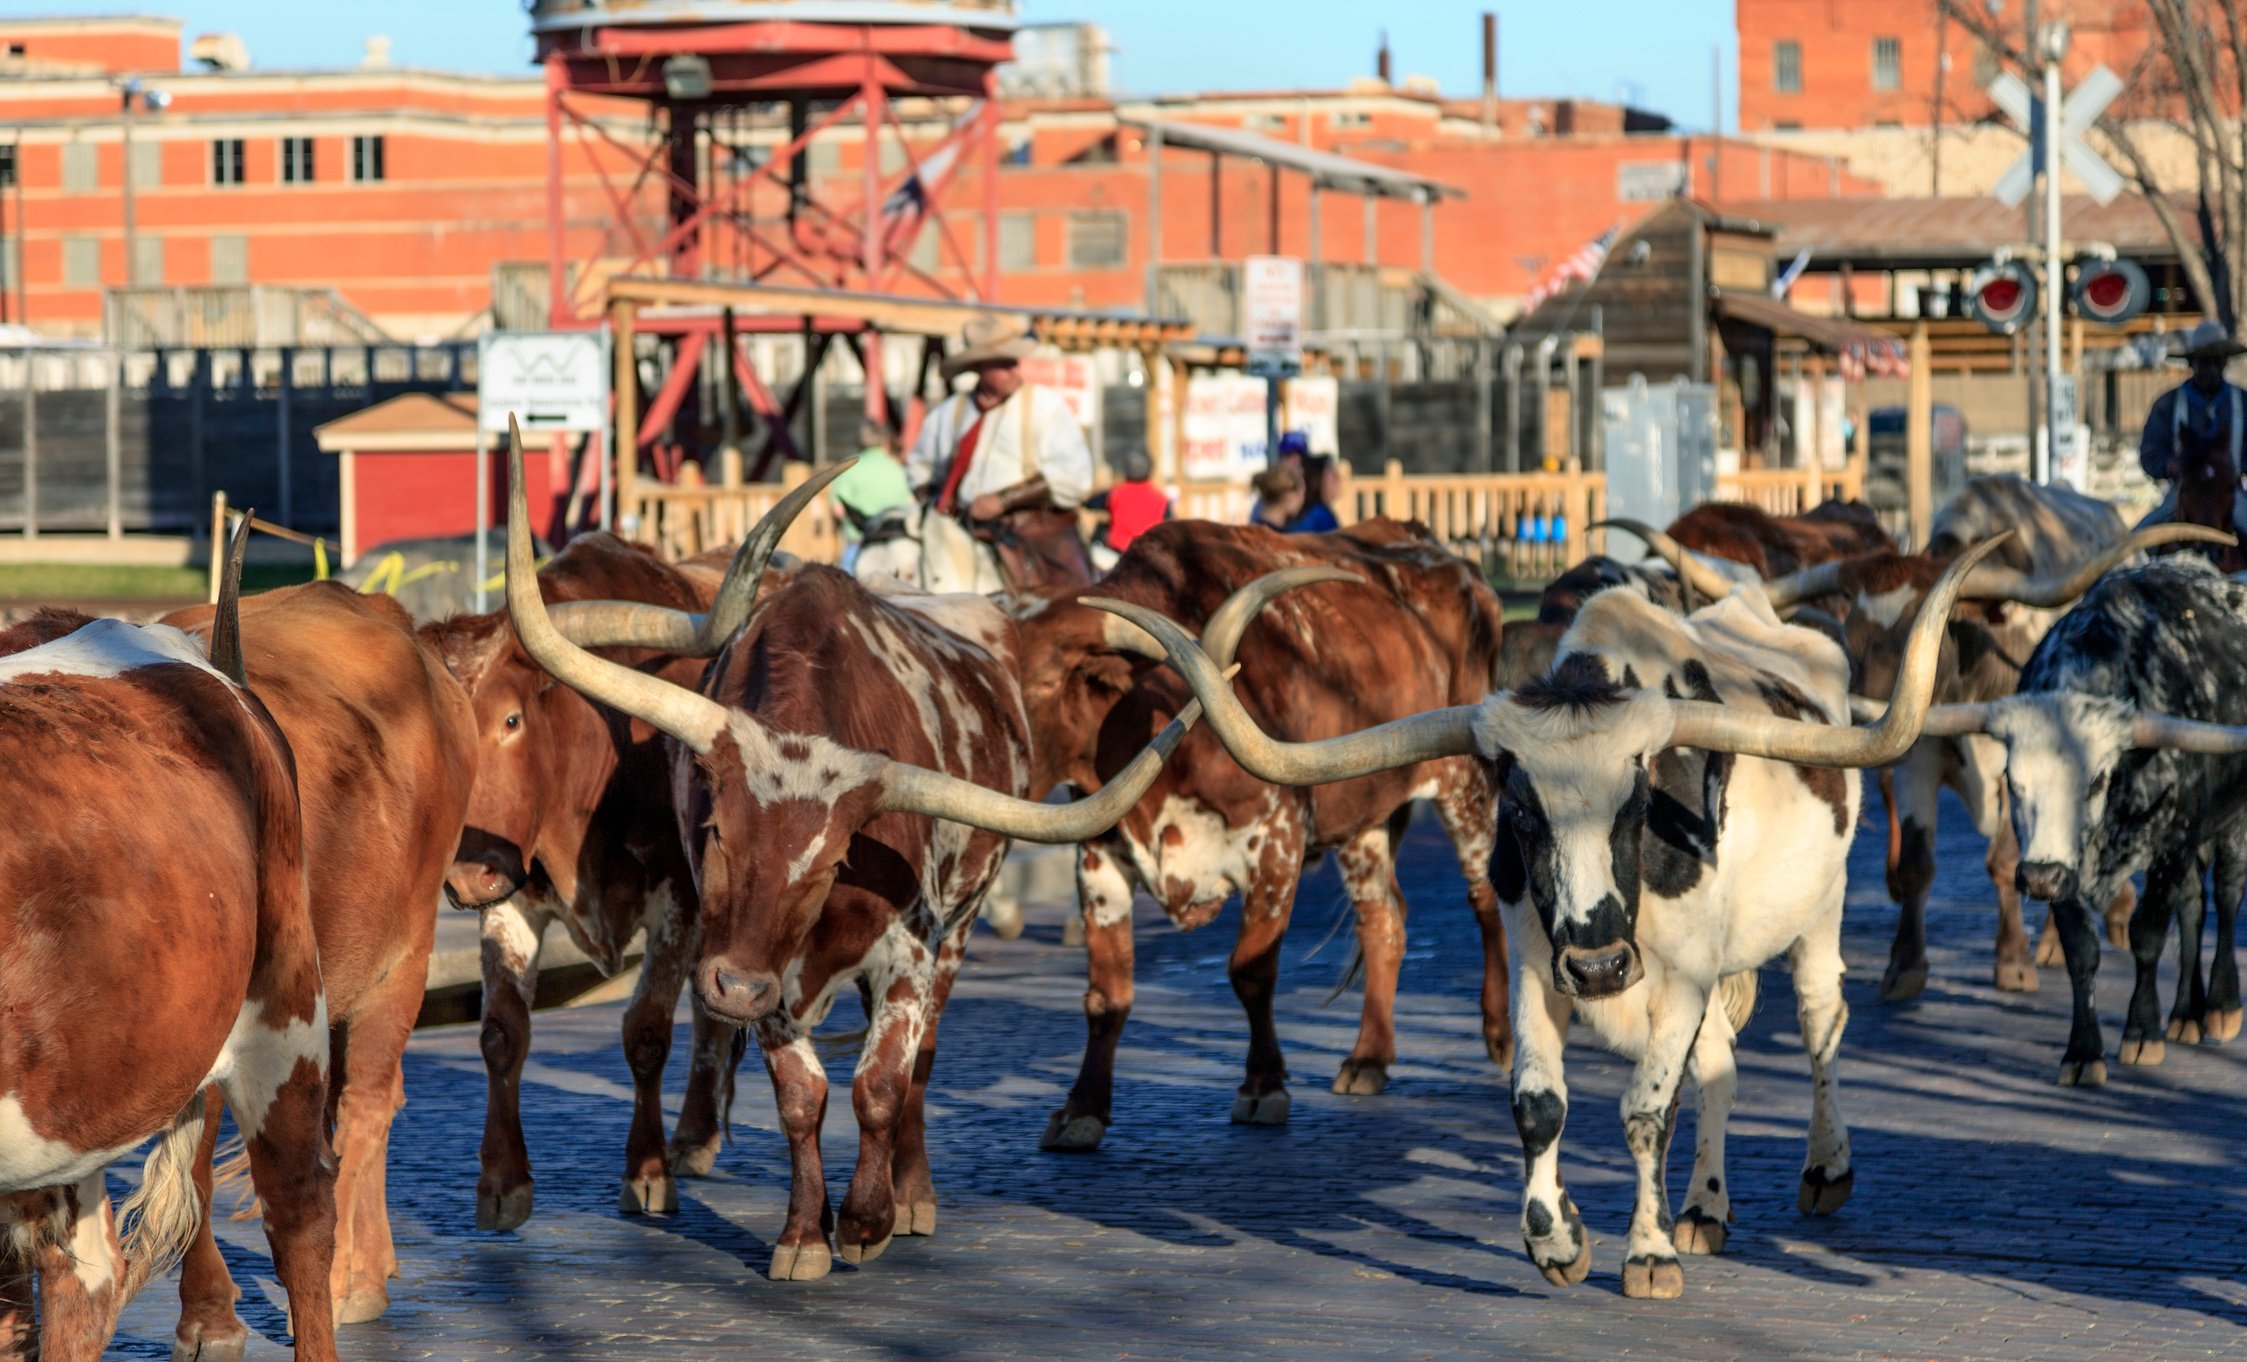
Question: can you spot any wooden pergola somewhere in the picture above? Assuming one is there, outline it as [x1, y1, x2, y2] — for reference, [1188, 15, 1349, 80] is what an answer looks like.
[602, 276, 1198, 505]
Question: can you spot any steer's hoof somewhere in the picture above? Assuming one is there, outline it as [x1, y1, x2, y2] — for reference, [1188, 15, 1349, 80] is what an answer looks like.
[1331, 1058, 1390, 1096]
[2032, 930, 2065, 968]
[1671, 1207, 1728, 1255]
[2206, 1007, 2243, 1043]
[1485, 1032, 1516, 1070]
[835, 1229, 892, 1266]
[335, 1282, 390, 1326]
[2166, 1016, 2204, 1045]
[668, 1136, 721, 1178]
[981, 896, 1024, 940]
[2118, 1037, 2166, 1067]
[2056, 1059, 2108, 1087]
[1993, 958, 2039, 993]
[1797, 1167, 1854, 1216]
[1533, 1238, 1592, 1287]
[1878, 960, 1928, 1003]
[173, 1320, 250, 1362]
[768, 1242, 832, 1282]
[898, 1200, 938, 1236]
[1230, 1090, 1291, 1126]
[1039, 1110, 1108, 1152]
[618, 1173, 677, 1217]
[1621, 1254, 1685, 1300]
[475, 1182, 534, 1233]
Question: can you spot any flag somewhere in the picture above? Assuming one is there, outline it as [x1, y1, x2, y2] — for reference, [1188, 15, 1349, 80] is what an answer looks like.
[1522, 223, 1619, 315]
[1772, 247, 1812, 299]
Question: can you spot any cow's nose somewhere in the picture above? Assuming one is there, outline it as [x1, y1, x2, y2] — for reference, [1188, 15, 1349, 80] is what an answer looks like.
[698, 957, 781, 1023]
[2017, 861, 2078, 903]
[1558, 943, 1639, 998]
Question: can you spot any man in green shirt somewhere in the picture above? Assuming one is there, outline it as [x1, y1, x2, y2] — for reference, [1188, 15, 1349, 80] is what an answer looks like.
[831, 419, 915, 571]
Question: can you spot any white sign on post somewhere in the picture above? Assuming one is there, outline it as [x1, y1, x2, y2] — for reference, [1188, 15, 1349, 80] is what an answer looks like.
[1243, 255, 1304, 379]
[1988, 65, 2125, 207]
[475, 330, 612, 610]
[480, 332, 609, 433]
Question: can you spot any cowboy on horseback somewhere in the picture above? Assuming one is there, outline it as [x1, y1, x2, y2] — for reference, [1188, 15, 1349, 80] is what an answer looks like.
[903, 313, 1096, 592]
[2137, 320, 2247, 536]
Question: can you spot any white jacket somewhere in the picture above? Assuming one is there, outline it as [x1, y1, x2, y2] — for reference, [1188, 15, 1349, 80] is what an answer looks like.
[907, 385, 1094, 510]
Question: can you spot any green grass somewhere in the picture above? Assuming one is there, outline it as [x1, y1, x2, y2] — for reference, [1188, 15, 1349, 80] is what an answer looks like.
[0, 563, 317, 602]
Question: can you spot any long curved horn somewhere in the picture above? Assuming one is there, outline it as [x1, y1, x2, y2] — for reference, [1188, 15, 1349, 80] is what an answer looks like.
[1084, 586, 1481, 787]
[1664, 534, 2010, 766]
[1592, 518, 1742, 603]
[504, 415, 730, 752]
[1958, 524, 2236, 607]
[1849, 694, 1993, 738]
[876, 681, 1226, 842]
[546, 459, 855, 654]
[1095, 566, 1363, 665]
[208, 507, 252, 686]
[1759, 558, 1856, 609]
[2129, 713, 2247, 753]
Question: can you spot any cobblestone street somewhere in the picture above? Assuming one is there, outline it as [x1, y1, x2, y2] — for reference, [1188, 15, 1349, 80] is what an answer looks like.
[114, 788, 2247, 1361]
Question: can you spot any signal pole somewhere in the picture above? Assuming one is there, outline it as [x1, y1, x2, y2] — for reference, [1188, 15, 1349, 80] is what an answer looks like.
[2040, 21, 2069, 487]
[2024, 0, 2044, 482]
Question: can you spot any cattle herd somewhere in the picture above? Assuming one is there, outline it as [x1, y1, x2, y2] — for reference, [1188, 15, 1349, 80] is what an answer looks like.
[3, 418, 2244, 1358]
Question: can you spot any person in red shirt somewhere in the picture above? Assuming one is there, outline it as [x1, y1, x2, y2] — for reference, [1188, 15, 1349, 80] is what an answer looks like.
[1085, 447, 1173, 571]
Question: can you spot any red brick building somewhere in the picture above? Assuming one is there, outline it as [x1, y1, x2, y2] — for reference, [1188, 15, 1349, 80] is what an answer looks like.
[0, 13, 1877, 340]
[1737, 0, 2155, 132]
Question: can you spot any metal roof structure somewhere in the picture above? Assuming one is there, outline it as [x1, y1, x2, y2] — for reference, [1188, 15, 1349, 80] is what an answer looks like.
[606, 276, 1195, 349]
[1717, 194, 2180, 271]
[1120, 115, 1466, 202]
[526, 0, 1019, 35]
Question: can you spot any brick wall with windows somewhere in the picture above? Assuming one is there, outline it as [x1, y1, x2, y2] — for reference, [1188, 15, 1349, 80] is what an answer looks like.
[1739, 0, 2155, 131]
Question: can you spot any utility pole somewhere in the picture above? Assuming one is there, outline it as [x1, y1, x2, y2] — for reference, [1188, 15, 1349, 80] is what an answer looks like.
[2024, 0, 2043, 481]
[118, 79, 168, 289]
[2040, 20, 2069, 487]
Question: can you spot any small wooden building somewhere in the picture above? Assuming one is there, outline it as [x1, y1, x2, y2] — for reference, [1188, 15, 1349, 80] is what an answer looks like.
[314, 393, 562, 565]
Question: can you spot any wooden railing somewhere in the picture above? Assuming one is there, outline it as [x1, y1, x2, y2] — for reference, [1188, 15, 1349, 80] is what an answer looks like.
[1712, 461, 1867, 517]
[620, 456, 1865, 583]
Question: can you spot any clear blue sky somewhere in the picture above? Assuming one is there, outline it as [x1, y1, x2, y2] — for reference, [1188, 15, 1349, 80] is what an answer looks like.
[36, 1, 1736, 130]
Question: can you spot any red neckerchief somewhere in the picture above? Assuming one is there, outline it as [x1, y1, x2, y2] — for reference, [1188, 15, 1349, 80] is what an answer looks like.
[934, 405, 991, 515]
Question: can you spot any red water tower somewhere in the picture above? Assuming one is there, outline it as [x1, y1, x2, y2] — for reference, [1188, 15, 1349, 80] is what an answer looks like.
[532, 0, 1016, 473]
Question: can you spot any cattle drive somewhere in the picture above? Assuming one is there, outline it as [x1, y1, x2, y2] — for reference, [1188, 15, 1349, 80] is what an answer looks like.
[10, 404, 2247, 1354]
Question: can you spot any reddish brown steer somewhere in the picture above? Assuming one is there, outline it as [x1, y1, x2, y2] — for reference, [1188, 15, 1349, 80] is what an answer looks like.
[420, 533, 785, 1227]
[496, 427, 1202, 1279]
[1008, 519, 1511, 1146]
[0, 529, 337, 1361]
[158, 581, 476, 1348]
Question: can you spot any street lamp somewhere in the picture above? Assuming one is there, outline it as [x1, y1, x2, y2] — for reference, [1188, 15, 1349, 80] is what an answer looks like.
[117, 78, 170, 287]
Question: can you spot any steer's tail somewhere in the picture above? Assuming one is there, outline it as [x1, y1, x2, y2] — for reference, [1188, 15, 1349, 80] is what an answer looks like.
[1716, 969, 1759, 1035]
[116, 1098, 208, 1299]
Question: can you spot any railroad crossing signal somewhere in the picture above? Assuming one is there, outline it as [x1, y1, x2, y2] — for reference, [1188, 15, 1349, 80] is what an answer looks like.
[1968, 261, 2039, 335]
[1988, 64, 2125, 207]
[2071, 257, 2151, 325]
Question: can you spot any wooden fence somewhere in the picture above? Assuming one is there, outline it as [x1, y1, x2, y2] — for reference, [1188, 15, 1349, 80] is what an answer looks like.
[623, 455, 1869, 581]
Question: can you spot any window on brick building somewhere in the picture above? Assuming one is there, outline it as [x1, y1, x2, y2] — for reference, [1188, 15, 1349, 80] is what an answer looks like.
[351, 135, 385, 182]
[1067, 212, 1127, 269]
[210, 233, 248, 285]
[1330, 109, 1371, 129]
[62, 236, 99, 288]
[1243, 113, 1287, 131]
[132, 236, 163, 285]
[281, 136, 315, 183]
[998, 212, 1037, 271]
[211, 138, 245, 185]
[60, 143, 97, 194]
[1873, 37, 1902, 92]
[128, 141, 160, 189]
[1774, 41, 1802, 94]
[0, 144, 15, 188]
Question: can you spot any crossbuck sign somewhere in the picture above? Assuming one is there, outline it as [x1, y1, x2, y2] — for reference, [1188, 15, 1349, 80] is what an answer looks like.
[1989, 65, 2125, 207]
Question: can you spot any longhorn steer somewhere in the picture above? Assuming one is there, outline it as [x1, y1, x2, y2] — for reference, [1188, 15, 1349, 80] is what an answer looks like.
[420, 532, 784, 1227]
[154, 582, 475, 1345]
[1092, 539, 1998, 1298]
[1886, 556, 2247, 1083]
[1665, 499, 1895, 577]
[498, 428, 1197, 1280]
[1619, 477, 2217, 1001]
[1009, 519, 1512, 1146]
[0, 531, 337, 1361]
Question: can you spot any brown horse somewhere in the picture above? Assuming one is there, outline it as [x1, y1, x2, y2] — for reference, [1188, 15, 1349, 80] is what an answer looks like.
[2169, 414, 2247, 573]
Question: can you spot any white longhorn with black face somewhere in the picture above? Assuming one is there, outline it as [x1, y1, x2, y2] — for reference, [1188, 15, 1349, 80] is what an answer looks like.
[1087, 536, 1999, 1301]
[1988, 693, 2136, 906]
